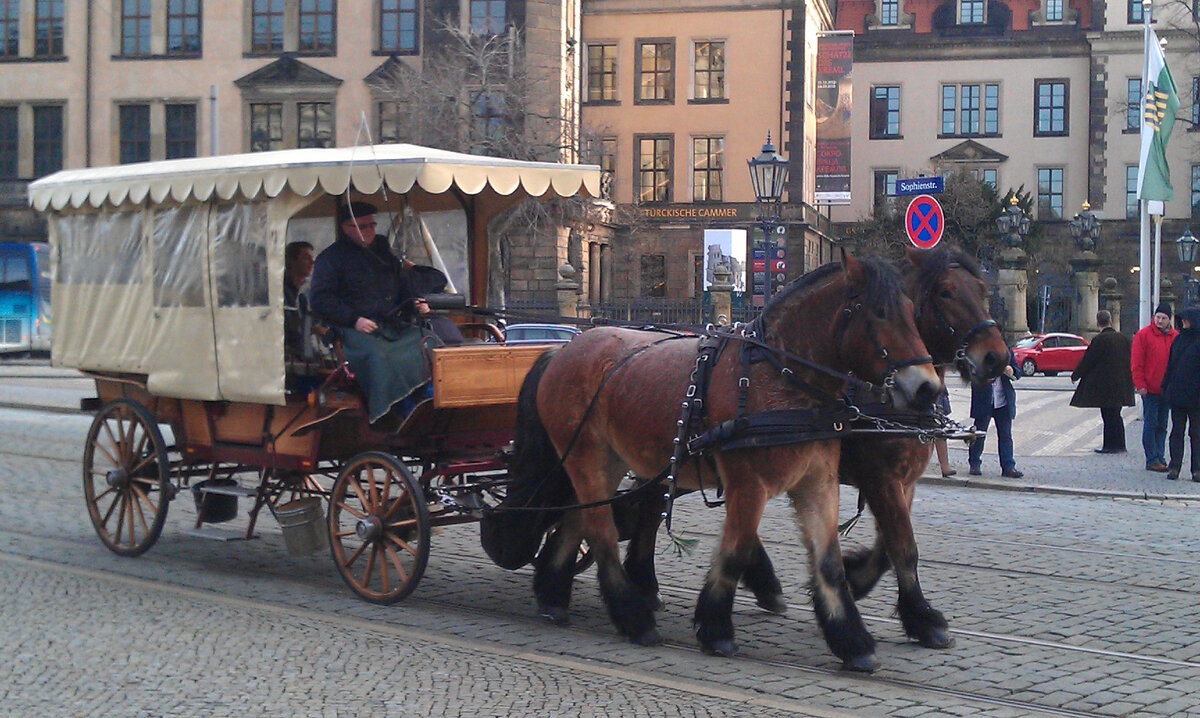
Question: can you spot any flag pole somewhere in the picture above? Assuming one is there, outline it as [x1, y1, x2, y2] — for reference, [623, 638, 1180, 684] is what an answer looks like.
[1138, 0, 1153, 326]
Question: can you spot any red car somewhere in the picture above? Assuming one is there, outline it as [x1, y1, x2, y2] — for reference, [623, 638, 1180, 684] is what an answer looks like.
[1011, 333, 1090, 376]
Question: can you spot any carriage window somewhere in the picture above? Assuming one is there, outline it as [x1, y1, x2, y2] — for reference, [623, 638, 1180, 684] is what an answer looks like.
[152, 205, 208, 307]
[56, 212, 144, 285]
[395, 209, 470, 303]
[212, 203, 270, 307]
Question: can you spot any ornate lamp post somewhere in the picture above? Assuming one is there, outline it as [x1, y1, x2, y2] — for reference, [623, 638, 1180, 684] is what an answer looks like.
[995, 196, 1031, 248]
[1068, 201, 1102, 252]
[1068, 201, 1103, 339]
[747, 134, 789, 297]
[994, 195, 1031, 341]
[1176, 227, 1199, 306]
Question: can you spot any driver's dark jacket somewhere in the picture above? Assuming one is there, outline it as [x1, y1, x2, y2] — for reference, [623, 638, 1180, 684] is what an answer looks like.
[309, 235, 416, 329]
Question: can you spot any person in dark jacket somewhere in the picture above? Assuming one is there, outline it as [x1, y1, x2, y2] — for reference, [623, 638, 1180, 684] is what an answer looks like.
[969, 349, 1023, 478]
[1161, 306, 1200, 481]
[283, 240, 314, 360]
[309, 201, 447, 422]
[1070, 310, 1135, 453]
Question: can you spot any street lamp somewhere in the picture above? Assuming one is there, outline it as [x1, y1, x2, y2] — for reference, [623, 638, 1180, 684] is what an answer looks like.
[1176, 227, 1199, 305]
[995, 195, 1030, 248]
[747, 133, 789, 297]
[1068, 201, 1101, 252]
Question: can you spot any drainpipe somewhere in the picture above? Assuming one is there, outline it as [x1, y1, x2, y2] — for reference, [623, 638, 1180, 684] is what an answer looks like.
[84, 0, 93, 166]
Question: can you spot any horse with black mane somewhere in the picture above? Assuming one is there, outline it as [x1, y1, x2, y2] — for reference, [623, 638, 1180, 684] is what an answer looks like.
[482, 252, 942, 671]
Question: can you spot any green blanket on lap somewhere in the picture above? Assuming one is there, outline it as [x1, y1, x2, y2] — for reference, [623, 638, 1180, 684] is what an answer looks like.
[341, 323, 442, 422]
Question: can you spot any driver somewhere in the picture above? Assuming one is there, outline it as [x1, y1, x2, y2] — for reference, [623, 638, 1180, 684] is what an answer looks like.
[309, 201, 447, 422]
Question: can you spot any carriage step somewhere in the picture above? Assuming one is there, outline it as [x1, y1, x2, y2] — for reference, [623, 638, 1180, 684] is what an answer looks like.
[194, 483, 258, 498]
[181, 526, 256, 542]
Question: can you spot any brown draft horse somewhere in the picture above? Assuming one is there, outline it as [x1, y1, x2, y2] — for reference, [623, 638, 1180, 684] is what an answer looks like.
[481, 252, 942, 671]
[744, 245, 1009, 650]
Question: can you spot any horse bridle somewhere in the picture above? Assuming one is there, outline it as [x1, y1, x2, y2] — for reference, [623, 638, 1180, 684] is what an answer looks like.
[835, 289, 934, 393]
[926, 296, 999, 373]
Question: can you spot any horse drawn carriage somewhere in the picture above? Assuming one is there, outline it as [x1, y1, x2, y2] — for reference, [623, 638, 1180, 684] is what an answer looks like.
[29, 144, 600, 604]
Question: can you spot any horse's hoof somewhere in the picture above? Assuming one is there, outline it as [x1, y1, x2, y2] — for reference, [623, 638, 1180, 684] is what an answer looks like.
[650, 592, 665, 611]
[701, 639, 738, 657]
[841, 653, 880, 673]
[756, 594, 788, 615]
[632, 627, 663, 646]
[538, 604, 570, 626]
[916, 627, 955, 649]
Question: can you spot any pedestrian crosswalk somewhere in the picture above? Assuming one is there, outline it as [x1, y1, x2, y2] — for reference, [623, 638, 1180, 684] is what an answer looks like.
[943, 383, 1142, 458]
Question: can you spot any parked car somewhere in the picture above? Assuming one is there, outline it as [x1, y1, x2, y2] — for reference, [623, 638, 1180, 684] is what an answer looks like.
[496, 323, 581, 344]
[1011, 332, 1089, 376]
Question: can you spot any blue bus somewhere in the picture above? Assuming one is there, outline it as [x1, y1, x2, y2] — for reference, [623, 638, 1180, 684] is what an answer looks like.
[0, 242, 51, 355]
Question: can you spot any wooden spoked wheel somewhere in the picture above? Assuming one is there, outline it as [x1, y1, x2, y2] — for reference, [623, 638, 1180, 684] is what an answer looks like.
[329, 452, 430, 604]
[82, 399, 172, 557]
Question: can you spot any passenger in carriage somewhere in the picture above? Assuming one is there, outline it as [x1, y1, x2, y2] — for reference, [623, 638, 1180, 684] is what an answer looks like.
[309, 201, 448, 422]
[283, 240, 314, 361]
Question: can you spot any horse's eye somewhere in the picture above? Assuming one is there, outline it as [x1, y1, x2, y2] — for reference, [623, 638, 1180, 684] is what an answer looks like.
[939, 289, 953, 300]
[872, 306, 886, 319]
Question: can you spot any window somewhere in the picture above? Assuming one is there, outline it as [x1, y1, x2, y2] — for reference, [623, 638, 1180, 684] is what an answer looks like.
[599, 136, 616, 198]
[873, 170, 897, 213]
[1193, 76, 1199, 129]
[0, 106, 16, 176]
[252, 0, 285, 52]
[119, 105, 151, 164]
[942, 83, 998, 136]
[640, 254, 666, 297]
[471, 91, 505, 150]
[378, 101, 401, 143]
[1192, 165, 1200, 217]
[1034, 80, 1067, 136]
[380, 0, 418, 54]
[35, 0, 64, 56]
[586, 43, 617, 103]
[122, 0, 152, 56]
[250, 102, 283, 151]
[470, 0, 506, 35]
[167, 0, 202, 54]
[979, 168, 997, 187]
[880, 0, 899, 25]
[636, 40, 674, 103]
[959, 0, 985, 23]
[298, 0, 334, 52]
[1127, 78, 1141, 130]
[296, 101, 331, 147]
[1037, 167, 1064, 219]
[692, 136, 723, 202]
[693, 41, 725, 101]
[1128, 0, 1144, 24]
[870, 86, 901, 138]
[1, 0, 19, 57]
[165, 103, 197, 159]
[32, 105, 62, 177]
[1045, 0, 1063, 21]
[635, 135, 672, 203]
[1126, 165, 1139, 219]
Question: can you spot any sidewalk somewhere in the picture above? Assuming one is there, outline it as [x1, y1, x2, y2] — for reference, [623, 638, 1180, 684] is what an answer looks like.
[0, 361, 93, 414]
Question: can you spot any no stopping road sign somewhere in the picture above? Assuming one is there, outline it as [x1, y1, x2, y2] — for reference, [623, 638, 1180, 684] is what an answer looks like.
[904, 194, 943, 249]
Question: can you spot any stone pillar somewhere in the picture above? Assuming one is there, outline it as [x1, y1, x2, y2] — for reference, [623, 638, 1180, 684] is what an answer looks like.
[1070, 251, 1102, 341]
[709, 264, 733, 325]
[1160, 277, 1176, 315]
[997, 247, 1030, 343]
[556, 263, 579, 318]
[1100, 277, 1123, 334]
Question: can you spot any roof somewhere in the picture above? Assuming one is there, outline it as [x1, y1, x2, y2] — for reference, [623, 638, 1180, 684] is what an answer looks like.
[28, 144, 601, 212]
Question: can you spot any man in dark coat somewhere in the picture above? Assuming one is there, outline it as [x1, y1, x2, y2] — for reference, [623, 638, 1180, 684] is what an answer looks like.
[1162, 306, 1200, 481]
[969, 349, 1023, 478]
[1070, 310, 1135, 453]
[309, 201, 447, 422]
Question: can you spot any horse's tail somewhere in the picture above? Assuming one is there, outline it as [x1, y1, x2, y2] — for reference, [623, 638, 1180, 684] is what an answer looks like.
[480, 346, 576, 569]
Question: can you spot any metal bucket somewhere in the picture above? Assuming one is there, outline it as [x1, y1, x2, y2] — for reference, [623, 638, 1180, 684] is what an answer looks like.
[191, 479, 238, 524]
[275, 497, 328, 556]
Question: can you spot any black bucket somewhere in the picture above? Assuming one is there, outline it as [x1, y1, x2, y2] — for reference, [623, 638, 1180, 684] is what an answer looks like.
[191, 479, 239, 524]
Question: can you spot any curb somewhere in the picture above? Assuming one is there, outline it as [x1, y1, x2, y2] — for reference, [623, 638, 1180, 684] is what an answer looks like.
[0, 401, 86, 416]
[921, 473, 1200, 502]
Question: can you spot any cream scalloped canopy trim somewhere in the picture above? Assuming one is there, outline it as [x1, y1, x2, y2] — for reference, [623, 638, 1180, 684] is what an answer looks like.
[28, 144, 601, 212]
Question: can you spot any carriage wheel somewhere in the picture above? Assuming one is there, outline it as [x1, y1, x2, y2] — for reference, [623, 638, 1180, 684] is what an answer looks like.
[82, 399, 172, 557]
[329, 452, 430, 604]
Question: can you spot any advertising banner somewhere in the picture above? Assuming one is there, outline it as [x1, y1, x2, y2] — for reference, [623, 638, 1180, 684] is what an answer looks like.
[815, 32, 853, 205]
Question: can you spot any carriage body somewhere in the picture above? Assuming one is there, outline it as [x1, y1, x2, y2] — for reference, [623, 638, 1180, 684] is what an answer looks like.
[30, 145, 599, 602]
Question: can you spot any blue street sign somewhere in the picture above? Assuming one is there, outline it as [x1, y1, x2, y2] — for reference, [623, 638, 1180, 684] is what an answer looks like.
[895, 176, 944, 196]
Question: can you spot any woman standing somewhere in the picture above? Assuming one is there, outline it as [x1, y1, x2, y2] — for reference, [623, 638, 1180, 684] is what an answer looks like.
[1162, 306, 1200, 481]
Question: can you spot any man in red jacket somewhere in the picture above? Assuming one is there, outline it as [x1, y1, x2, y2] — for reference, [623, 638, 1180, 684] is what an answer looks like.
[1131, 303, 1178, 472]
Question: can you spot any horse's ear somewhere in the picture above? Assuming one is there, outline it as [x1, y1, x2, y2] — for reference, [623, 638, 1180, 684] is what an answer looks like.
[905, 245, 925, 267]
[840, 248, 864, 281]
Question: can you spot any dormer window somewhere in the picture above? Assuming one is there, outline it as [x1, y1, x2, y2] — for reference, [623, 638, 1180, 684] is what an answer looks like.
[959, 0, 985, 24]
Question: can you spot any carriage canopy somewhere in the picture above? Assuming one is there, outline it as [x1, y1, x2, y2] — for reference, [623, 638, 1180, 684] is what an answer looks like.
[29, 145, 600, 405]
